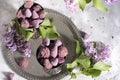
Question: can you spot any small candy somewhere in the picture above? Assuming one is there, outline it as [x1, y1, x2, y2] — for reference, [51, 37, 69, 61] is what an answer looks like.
[32, 10, 39, 19]
[51, 46, 58, 58]
[39, 10, 46, 19]
[32, 19, 43, 28]
[24, 0, 33, 8]
[18, 57, 29, 68]
[33, 5, 42, 12]
[55, 39, 62, 47]
[58, 46, 68, 57]
[21, 19, 30, 28]
[51, 58, 58, 66]
[58, 57, 65, 64]
[16, 10, 25, 19]
[42, 38, 50, 46]
[39, 46, 50, 58]
[8, 72, 15, 80]
[44, 59, 53, 69]
[25, 9, 32, 18]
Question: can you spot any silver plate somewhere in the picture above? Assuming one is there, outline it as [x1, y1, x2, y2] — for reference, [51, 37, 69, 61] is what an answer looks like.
[2, 9, 82, 80]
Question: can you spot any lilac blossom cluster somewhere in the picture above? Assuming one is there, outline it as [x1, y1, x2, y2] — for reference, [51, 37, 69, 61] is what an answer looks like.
[64, 0, 117, 12]
[104, 0, 117, 4]
[64, 0, 78, 12]
[85, 42, 110, 62]
[5, 27, 31, 57]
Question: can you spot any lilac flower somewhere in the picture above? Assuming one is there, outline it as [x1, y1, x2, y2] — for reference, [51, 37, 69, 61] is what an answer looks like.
[85, 42, 111, 62]
[93, 44, 110, 61]
[104, 0, 117, 4]
[4, 27, 31, 57]
[85, 42, 96, 56]
[64, 0, 78, 12]
[8, 44, 17, 52]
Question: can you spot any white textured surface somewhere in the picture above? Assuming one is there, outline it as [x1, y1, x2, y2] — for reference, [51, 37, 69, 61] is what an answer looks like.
[0, 0, 120, 80]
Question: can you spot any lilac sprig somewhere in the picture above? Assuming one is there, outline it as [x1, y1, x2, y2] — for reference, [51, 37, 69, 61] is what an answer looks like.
[85, 42, 110, 62]
[4, 27, 31, 57]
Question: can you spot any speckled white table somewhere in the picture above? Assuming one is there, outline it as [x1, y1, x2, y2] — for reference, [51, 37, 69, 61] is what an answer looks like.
[0, 0, 120, 80]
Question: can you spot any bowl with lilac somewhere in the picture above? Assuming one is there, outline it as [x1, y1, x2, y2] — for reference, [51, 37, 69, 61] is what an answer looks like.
[36, 38, 68, 74]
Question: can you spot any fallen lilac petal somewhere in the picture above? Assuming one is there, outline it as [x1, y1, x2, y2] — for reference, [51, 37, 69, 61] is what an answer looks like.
[25, 9, 32, 18]
[32, 10, 39, 19]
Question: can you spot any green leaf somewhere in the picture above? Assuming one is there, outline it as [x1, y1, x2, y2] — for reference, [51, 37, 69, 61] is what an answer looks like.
[76, 40, 82, 55]
[77, 55, 91, 68]
[41, 18, 51, 26]
[78, 0, 87, 11]
[70, 73, 77, 79]
[67, 60, 78, 69]
[39, 24, 60, 38]
[93, 61, 111, 71]
[86, 0, 92, 3]
[83, 68, 101, 77]
[93, 0, 108, 12]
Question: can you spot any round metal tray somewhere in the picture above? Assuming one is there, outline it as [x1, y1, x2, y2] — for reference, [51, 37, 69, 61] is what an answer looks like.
[2, 8, 82, 80]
